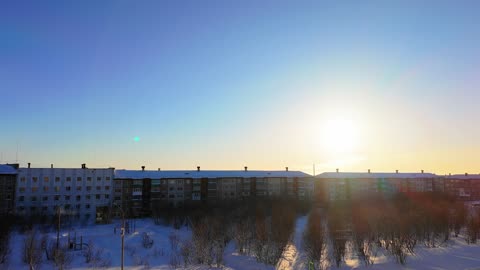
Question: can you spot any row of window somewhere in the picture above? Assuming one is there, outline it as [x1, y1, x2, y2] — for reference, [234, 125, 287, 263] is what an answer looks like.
[17, 205, 94, 212]
[19, 186, 110, 192]
[20, 176, 111, 182]
[18, 194, 110, 202]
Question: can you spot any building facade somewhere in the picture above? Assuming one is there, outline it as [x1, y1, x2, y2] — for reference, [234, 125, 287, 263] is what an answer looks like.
[445, 174, 480, 201]
[114, 167, 313, 217]
[16, 164, 114, 222]
[0, 164, 18, 216]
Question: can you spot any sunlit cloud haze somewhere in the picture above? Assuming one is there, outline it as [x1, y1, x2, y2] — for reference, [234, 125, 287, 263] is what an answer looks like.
[1, 1, 479, 174]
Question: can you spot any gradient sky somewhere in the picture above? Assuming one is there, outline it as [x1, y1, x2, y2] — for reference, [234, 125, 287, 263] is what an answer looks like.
[1, 1, 480, 174]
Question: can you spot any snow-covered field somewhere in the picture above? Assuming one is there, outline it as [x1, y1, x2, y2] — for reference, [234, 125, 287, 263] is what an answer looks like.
[3, 217, 480, 270]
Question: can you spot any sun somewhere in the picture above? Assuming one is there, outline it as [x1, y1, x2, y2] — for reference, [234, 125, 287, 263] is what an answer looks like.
[320, 116, 359, 154]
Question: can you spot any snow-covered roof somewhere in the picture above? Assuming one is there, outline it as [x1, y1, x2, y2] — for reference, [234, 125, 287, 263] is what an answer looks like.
[446, 174, 480, 180]
[115, 170, 311, 179]
[0, 164, 17, 174]
[316, 172, 437, 179]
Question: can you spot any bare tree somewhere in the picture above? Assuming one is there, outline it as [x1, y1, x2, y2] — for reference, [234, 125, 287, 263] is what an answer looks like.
[23, 230, 43, 270]
[303, 209, 326, 270]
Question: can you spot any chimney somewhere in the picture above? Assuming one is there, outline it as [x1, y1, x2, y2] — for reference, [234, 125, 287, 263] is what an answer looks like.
[28, 163, 31, 169]
[81, 163, 86, 169]
[158, 168, 161, 171]
[336, 168, 339, 173]
[465, 172, 468, 176]
[286, 167, 289, 171]
[244, 166, 248, 172]
[197, 166, 200, 172]
[396, 170, 398, 174]
[368, 169, 370, 173]
[51, 164, 53, 169]
[421, 170, 424, 174]
[141, 166, 145, 171]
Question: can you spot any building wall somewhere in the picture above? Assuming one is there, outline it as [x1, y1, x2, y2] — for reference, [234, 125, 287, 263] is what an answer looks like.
[16, 167, 114, 221]
[0, 173, 16, 215]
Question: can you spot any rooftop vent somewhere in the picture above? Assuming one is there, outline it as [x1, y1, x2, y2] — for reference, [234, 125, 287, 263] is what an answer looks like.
[421, 170, 424, 174]
[336, 168, 339, 173]
[368, 169, 370, 173]
[244, 166, 248, 172]
[81, 163, 86, 169]
[141, 166, 145, 171]
[286, 167, 289, 171]
[197, 166, 200, 172]
[396, 170, 399, 174]
[51, 164, 53, 169]
[158, 168, 161, 171]
[465, 173, 468, 176]
[28, 163, 31, 168]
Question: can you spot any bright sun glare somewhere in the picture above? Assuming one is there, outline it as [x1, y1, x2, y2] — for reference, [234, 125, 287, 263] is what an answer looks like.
[321, 116, 359, 154]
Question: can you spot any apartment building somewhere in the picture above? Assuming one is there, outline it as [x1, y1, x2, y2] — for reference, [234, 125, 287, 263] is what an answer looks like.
[316, 170, 439, 201]
[445, 174, 480, 201]
[16, 164, 114, 222]
[114, 167, 312, 217]
[0, 164, 18, 215]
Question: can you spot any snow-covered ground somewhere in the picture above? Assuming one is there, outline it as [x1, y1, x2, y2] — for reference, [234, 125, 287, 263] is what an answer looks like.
[3, 217, 480, 270]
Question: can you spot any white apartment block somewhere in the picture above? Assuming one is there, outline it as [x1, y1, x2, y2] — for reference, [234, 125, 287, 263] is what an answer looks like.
[16, 164, 114, 221]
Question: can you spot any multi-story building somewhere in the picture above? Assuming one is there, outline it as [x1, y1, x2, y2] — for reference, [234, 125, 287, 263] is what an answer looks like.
[316, 170, 438, 201]
[16, 164, 114, 222]
[114, 167, 313, 217]
[0, 164, 18, 216]
[445, 174, 480, 201]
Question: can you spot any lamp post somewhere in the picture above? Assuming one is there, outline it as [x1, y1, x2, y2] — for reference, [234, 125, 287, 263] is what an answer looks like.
[114, 203, 125, 270]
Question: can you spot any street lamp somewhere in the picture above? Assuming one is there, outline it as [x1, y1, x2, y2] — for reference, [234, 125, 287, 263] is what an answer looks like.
[114, 203, 125, 270]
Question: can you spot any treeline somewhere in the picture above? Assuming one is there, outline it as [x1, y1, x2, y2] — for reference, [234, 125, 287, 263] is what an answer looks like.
[156, 198, 310, 268]
[303, 192, 480, 269]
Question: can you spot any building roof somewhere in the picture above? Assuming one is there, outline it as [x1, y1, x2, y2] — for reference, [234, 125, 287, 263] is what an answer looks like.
[115, 170, 311, 179]
[316, 172, 437, 179]
[0, 164, 17, 174]
[445, 174, 480, 180]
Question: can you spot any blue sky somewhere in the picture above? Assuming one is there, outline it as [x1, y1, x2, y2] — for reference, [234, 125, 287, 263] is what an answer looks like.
[1, 1, 480, 173]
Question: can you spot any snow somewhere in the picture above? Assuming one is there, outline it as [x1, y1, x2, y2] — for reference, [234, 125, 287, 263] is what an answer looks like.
[0, 164, 17, 174]
[4, 218, 480, 270]
[115, 170, 312, 179]
[446, 174, 480, 180]
[317, 172, 437, 179]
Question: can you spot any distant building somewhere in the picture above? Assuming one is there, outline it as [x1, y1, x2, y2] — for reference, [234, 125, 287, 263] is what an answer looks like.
[15, 164, 114, 223]
[445, 174, 480, 201]
[114, 167, 313, 217]
[0, 164, 18, 215]
[316, 170, 441, 201]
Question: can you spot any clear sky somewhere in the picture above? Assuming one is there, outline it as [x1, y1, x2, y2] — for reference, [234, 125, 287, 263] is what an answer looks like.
[1, 1, 479, 174]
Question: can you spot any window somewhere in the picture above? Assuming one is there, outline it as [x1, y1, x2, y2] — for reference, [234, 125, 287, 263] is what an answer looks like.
[66, 177, 71, 182]
[19, 187, 25, 193]
[186, 180, 190, 184]
[96, 177, 100, 181]
[152, 179, 160, 185]
[134, 180, 142, 185]
[54, 195, 60, 201]
[85, 204, 90, 209]
[105, 186, 110, 190]
[19, 196, 24, 201]
[106, 177, 110, 181]
[42, 196, 48, 201]
[114, 196, 121, 201]
[169, 180, 175, 185]
[77, 177, 82, 182]
[55, 177, 60, 182]
[32, 177, 38, 182]
[76, 195, 81, 201]
[21, 177, 26, 182]
[105, 194, 109, 199]
[43, 186, 48, 192]
[96, 186, 101, 191]
[115, 188, 122, 193]
[76, 186, 82, 191]
[54, 186, 60, 192]
[64, 204, 71, 210]
[177, 179, 183, 184]
[86, 186, 92, 191]
[177, 187, 183, 191]
[169, 194, 175, 198]
[65, 195, 70, 201]
[133, 188, 142, 192]
[44, 177, 49, 182]
[86, 195, 91, 200]
[115, 180, 121, 185]
[31, 196, 37, 202]
[30, 207, 37, 212]
[65, 186, 71, 191]
[76, 204, 81, 210]
[96, 194, 101, 200]
[42, 206, 48, 212]
[32, 187, 38, 192]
